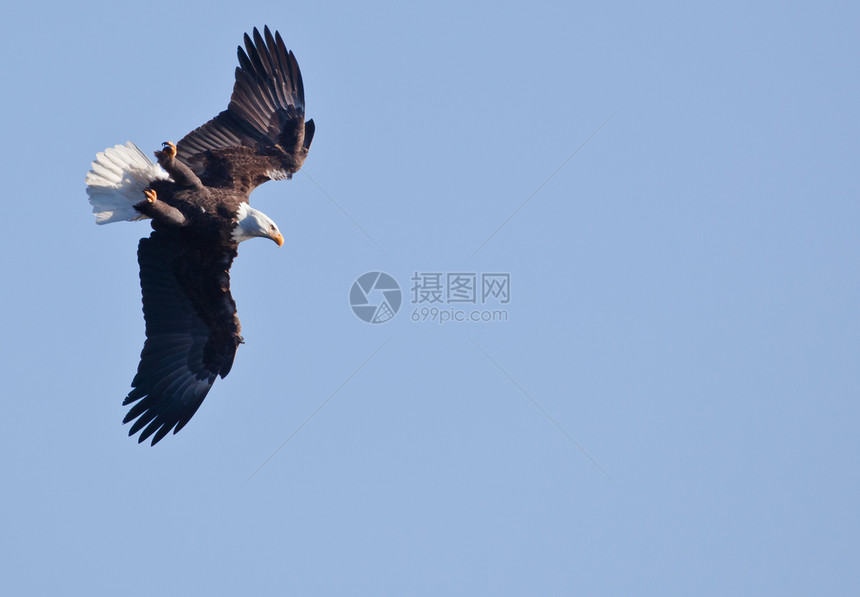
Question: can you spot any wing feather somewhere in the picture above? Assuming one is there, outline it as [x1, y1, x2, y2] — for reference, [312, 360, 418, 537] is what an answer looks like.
[122, 230, 242, 445]
[263, 28, 289, 108]
[176, 26, 313, 193]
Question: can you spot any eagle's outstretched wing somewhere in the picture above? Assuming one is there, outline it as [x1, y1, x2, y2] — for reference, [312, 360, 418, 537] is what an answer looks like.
[122, 229, 243, 445]
[176, 26, 315, 194]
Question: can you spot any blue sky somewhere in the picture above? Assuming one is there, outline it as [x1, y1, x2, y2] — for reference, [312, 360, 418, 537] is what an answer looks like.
[1, 0, 858, 594]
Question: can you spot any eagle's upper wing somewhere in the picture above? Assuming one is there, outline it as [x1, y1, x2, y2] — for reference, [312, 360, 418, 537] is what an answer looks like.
[175, 26, 315, 194]
[122, 229, 242, 445]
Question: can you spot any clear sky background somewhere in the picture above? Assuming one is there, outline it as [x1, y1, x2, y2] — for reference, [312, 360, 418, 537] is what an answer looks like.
[1, 0, 858, 594]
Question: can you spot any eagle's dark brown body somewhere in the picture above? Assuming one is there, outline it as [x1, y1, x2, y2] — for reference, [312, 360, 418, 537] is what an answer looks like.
[141, 153, 250, 231]
[97, 27, 314, 445]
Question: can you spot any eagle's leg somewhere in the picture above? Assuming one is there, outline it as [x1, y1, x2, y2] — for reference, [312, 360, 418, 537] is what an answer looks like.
[134, 188, 187, 226]
[155, 141, 204, 190]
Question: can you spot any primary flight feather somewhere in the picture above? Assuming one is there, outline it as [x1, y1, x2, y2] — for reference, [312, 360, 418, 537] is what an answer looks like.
[86, 27, 314, 445]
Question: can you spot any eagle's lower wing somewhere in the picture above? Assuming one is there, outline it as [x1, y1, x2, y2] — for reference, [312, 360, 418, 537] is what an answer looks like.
[122, 230, 242, 445]
[176, 26, 315, 193]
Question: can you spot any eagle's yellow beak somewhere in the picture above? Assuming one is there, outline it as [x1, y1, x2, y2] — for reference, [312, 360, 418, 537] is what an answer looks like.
[274, 233, 284, 247]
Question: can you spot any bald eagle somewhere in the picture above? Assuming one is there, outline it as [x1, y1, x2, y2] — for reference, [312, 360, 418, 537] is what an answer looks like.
[86, 27, 314, 445]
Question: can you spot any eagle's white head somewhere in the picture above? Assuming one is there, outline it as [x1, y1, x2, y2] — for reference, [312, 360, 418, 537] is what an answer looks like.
[232, 202, 284, 246]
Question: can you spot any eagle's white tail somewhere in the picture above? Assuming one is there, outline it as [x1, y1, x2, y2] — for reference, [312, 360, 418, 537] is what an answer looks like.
[86, 141, 169, 224]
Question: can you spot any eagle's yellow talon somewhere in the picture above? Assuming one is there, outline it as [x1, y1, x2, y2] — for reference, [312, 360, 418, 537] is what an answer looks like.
[143, 188, 157, 203]
[154, 141, 177, 161]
